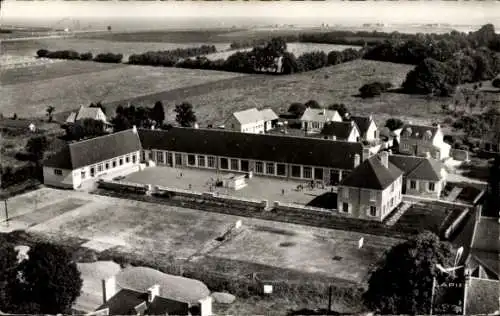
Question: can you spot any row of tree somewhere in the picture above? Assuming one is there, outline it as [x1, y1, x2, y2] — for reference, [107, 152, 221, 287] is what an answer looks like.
[128, 45, 217, 66]
[36, 49, 123, 63]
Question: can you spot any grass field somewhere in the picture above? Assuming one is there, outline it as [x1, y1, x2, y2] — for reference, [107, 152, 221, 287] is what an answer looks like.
[107, 59, 445, 127]
[0, 61, 246, 118]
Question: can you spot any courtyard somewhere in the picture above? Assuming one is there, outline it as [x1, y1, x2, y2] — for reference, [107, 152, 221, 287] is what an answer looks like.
[123, 166, 335, 207]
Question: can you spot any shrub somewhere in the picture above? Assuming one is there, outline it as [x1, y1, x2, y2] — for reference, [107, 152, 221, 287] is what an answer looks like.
[79, 52, 93, 61]
[36, 49, 49, 58]
[93, 53, 123, 63]
[359, 81, 393, 98]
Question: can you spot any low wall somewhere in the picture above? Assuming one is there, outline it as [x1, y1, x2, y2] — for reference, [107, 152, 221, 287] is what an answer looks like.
[273, 201, 335, 215]
[450, 149, 470, 162]
[443, 208, 470, 239]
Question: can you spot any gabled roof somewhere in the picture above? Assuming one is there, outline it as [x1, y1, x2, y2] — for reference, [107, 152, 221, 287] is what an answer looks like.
[66, 106, 107, 124]
[43, 129, 142, 170]
[321, 121, 358, 140]
[350, 115, 374, 136]
[400, 124, 439, 140]
[300, 108, 340, 122]
[464, 277, 500, 315]
[232, 108, 263, 125]
[388, 154, 444, 181]
[96, 288, 189, 316]
[260, 108, 279, 121]
[139, 127, 364, 170]
[339, 154, 403, 190]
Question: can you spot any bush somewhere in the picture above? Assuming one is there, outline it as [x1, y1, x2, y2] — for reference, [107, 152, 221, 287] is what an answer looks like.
[79, 52, 93, 61]
[36, 49, 49, 58]
[359, 81, 393, 98]
[493, 77, 500, 88]
[93, 53, 123, 63]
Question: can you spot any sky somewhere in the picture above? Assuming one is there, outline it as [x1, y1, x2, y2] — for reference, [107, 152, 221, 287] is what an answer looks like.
[1, 0, 499, 26]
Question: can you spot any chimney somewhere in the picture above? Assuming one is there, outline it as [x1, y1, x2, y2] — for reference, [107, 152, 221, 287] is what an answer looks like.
[102, 276, 117, 304]
[380, 151, 389, 169]
[353, 154, 361, 168]
[147, 284, 160, 303]
[194, 122, 199, 129]
[369, 114, 372, 121]
[132, 125, 137, 134]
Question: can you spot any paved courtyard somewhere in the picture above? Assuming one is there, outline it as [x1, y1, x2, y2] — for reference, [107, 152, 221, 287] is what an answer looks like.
[124, 166, 334, 206]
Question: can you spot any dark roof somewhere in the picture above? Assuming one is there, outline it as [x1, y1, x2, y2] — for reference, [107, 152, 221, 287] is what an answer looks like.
[465, 277, 500, 315]
[43, 129, 142, 170]
[96, 289, 189, 316]
[472, 217, 500, 253]
[321, 121, 357, 140]
[139, 127, 364, 170]
[350, 116, 373, 136]
[339, 154, 403, 190]
[388, 154, 443, 181]
[400, 124, 439, 140]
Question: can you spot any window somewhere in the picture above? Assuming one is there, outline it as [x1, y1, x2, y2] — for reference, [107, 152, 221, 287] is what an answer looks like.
[342, 203, 349, 213]
[112, 160, 117, 168]
[132, 155, 137, 163]
[266, 162, 275, 175]
[119, 158, 123, 166]
[410, 180, 417, 189]
[90, 167, 95, 177]
[314, 168, 323, 180]
[231, 159, 239, 171]
[54, 169, 63, 176]
[390, 197, 394, 207]
[428, 182, 435, 191]
[142, 151, 146, 161]
[370, 190, 376, 201]
[188, 154, 196, 166]
[291, 165, 301, 178]
[156, 151, 164, 163]
[97, 164, 103, 172]
[390, 183, 394, 192]
[220, 158, 229, 170]
[198, 155, 206, 167]
[343, 188, 349, 199]
[148, 152, 153, 160]
[167, 153, 173, 166]
[81, 171, 86, 179]
[369, 206, 377, 217]
[126, 155, 130, 163]
[208, 156, 216, 168]
[175, 153, 182, 166]
[303, 167, 312, 179]
[105, 162, 110, 170]
[277, 164, 286, 176]
[241, 160, 249, 172]
[255, 161, 264, 174]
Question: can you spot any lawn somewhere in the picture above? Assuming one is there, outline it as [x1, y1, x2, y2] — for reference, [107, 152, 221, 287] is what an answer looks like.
[0, 62, 246, 118]
[102, 59, 448, 128]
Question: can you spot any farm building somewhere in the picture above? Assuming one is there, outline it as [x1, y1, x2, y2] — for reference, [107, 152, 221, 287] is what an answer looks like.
[349, 115, 378, 142]
[95, 266, 212, 316]
[43, 126, 371, 189]
[397, 123, 451, 160]
[65, 105, 112, 130]
[320, 121, 360, 142]
[300, 108, 342, 133]
[388, 153, 447, 198]
[225, 107, 278, 134]
[337, 151, 403, 222]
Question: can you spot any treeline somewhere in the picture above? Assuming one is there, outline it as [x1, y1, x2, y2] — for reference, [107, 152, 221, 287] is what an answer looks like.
[364, 24, 500, 65]
[128, 45, 217, 66]
[402, 47, 500, 95]
[36, 49, 123, 63]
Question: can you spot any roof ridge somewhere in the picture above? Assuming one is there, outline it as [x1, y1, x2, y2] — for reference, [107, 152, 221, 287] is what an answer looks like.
[68, 128, 135, 148]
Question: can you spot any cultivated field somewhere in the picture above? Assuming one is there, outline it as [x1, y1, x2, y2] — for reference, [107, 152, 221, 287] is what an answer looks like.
[0, 61, 246, 118]
[0, 188, 401, 287]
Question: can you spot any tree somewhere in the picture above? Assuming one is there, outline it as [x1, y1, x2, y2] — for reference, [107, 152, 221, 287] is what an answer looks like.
[287, 102, 307, 117]
[0, 243, 19, 312]
[46, 106, 55, 122]
[363, 231, 455, 315]
[385, 118, 404, 131]
[107, 25, 112, 31]
[36, 49, 49, 58]
[484, 154, 500, 217]
[17, 243, 82, 314]
[492, 77, 500, 88]
[174, 102, 197, 127]
[111, 114, 132, 132]
[305, 100, 321, 109]
[67, 118, 105, 140]
[328, 103, 349, 119]
[25, 135, 49, 161]
[359, 82, 393, 98]
[151, 101, 166, 126]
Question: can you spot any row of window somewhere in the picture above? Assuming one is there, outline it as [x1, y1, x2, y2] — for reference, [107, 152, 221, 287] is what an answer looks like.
[409, 180, 435, 191]
[53, 153, 137, 178]
[340, 202, 378, 217]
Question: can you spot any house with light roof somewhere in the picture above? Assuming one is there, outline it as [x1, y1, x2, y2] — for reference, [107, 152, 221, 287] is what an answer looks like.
[225, 108, 278, 134]
[397, 123, 451, 160]
[300, 108, 342, 134]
